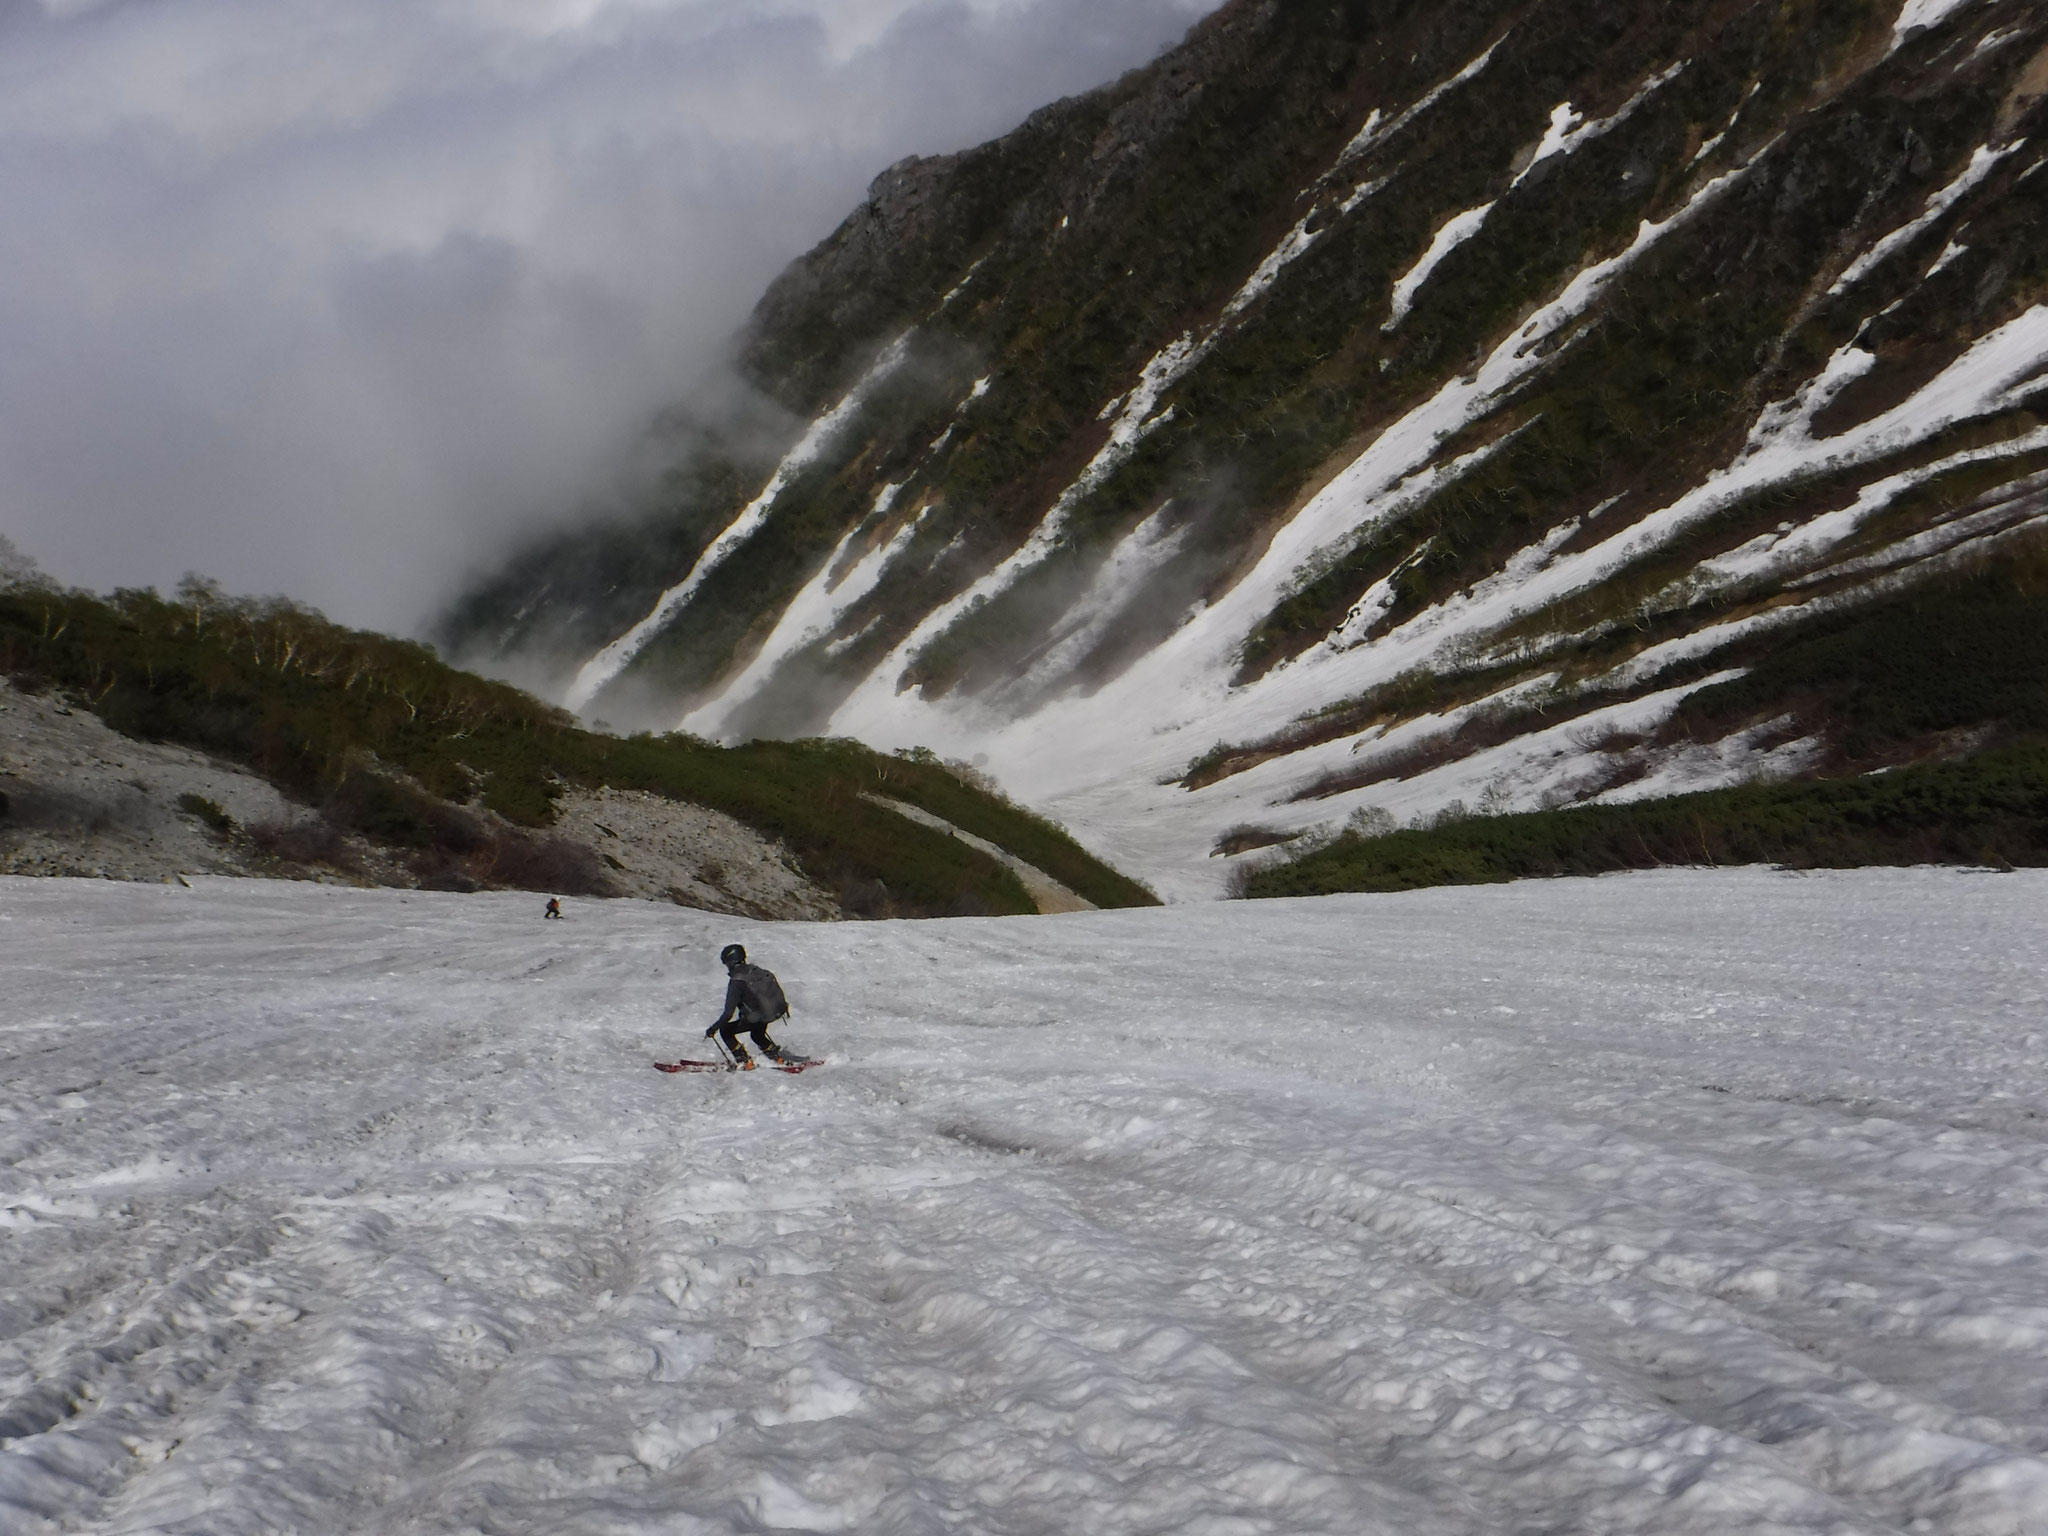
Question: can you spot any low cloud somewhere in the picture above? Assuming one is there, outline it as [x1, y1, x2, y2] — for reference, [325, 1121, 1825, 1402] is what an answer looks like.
[0, 0, 1216, 632]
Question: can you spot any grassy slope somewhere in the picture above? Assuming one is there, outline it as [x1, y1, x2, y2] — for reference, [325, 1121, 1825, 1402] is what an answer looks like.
[0, 584, 1156, 915]
[866, 746, 1160, 910]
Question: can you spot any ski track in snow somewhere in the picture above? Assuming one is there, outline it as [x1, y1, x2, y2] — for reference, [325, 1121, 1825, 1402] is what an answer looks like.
[3, 871, 2046, 1535]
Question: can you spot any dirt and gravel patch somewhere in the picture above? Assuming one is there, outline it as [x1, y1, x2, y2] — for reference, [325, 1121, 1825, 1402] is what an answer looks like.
[550, 786, 839, 920]
[0, 678, 295, 883]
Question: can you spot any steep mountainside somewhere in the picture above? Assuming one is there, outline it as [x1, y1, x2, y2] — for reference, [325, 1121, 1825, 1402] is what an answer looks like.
[445, 0, 2048, 898]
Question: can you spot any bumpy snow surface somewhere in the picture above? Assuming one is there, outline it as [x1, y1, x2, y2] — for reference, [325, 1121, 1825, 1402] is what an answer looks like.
[4, 869, 2046, 1535]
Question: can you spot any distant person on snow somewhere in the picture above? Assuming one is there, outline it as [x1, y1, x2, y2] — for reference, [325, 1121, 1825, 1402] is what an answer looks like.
[544, 897, 563, 920]
[705, 944, 795, 1069]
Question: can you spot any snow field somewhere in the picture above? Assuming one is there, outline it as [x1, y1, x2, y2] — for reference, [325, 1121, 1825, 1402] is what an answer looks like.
[3, 869, 2047, 1534]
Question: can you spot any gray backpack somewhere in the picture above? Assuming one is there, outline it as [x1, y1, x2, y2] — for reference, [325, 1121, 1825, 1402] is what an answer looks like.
[735, 963, 789, 1023]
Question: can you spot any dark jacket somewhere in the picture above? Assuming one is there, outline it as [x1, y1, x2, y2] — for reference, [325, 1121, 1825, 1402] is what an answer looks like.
[713, 964, 788, 1027]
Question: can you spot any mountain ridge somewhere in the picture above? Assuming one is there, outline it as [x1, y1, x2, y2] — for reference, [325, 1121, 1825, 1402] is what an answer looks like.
[443, 0, 2048, 898]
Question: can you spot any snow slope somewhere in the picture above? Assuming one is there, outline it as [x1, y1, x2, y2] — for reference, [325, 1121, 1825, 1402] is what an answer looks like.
[4, 870, 2046, 1534]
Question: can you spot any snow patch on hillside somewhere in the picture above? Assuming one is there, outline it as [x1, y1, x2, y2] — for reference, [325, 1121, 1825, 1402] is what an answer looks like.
[1829, 141, 2021, 295]
[1794, 466, 2048, 587]
[1595, 716, 1823, 803]
[1562, 307, 2048, 594]
[818, 167, 1763, 887]
[1890, 0, 1984, 54]
[994, 504, 1193, 708]
[1512, 65, 1686, 190]
[1339, 38, 1505, 165]
[1587, 608, 1811, 692]
[862, 337, 1192, 696]
[679, 508, 930, 740]
[824, 164, 1374, 728]
[1384, 202, 1495, 329]
[1188, 164, 1756, 692]
[1296, 302, 2048, 722]
[566, 337, 911, 713]
[1286, 670, 1740, 832]
[677, 372, 996, 738]
[1223, 213, 1325, 319]
[1694, 424, 2048, 591]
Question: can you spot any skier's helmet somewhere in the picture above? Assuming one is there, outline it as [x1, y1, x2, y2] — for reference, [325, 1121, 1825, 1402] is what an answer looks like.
[720, 943, 746, 969]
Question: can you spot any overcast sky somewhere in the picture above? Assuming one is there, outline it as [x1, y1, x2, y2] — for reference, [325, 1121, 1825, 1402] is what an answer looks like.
[0, 0, 1217, 632]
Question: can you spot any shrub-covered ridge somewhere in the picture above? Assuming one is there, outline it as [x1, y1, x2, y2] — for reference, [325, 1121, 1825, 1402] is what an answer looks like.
[0, 580, 1156, 915]
[1241, 746, 2048, 898]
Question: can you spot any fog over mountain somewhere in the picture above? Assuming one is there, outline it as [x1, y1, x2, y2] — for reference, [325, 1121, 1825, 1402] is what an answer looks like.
[0, 0, 1217, 631]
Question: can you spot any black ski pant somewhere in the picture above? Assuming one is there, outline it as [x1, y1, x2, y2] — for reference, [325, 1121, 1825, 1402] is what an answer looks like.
[715, 1019, 786, 1061]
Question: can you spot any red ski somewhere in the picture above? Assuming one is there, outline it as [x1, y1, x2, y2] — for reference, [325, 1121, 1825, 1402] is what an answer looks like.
[653, 1058, 823, 1075]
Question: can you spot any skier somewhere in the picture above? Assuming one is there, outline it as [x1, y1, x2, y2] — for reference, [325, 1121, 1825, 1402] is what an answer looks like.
[705, 943, 797, 1070]
[544, 897, 563, 920]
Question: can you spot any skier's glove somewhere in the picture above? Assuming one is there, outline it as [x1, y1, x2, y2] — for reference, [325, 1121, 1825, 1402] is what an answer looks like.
[704, 1024, 719, 1040]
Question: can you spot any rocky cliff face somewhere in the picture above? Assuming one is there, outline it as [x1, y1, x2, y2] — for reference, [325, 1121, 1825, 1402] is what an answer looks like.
[443, 0, 2048, 897]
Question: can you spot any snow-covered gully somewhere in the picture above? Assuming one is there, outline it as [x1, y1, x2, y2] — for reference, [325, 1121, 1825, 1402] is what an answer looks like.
[3, 870, 2046, 1534]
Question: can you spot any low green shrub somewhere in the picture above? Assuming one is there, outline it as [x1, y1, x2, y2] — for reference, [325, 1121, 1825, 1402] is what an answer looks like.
[1241, 744, 2048, 898]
